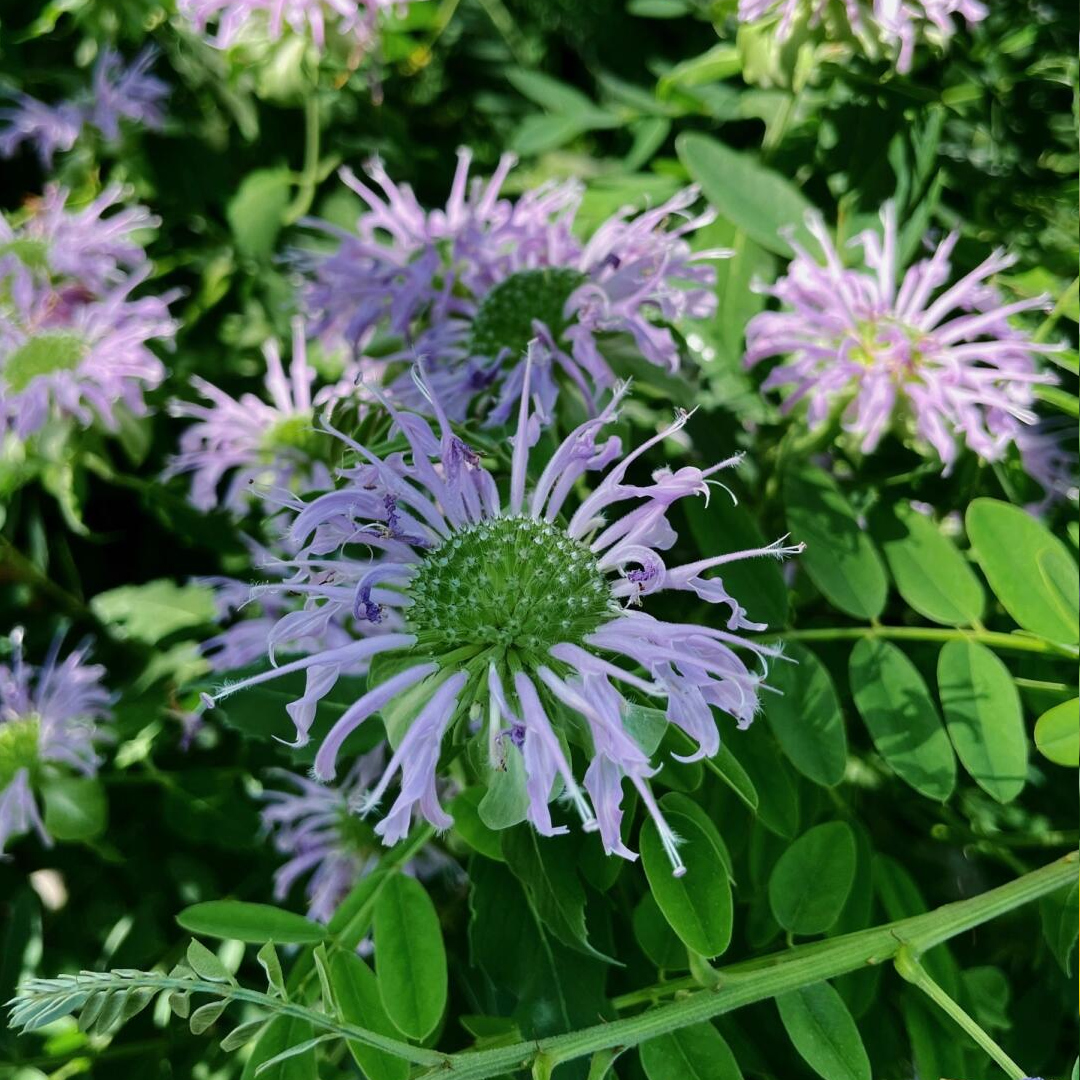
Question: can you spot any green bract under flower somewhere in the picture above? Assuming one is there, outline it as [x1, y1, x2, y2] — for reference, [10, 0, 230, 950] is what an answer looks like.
[4, 332, 88, 393]
[467, 268, 587, 360]
[406, 514, 613, 658]
[0, 717, 40, 790]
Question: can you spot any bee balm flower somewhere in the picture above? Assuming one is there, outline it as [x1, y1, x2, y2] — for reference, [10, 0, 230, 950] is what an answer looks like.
[0, 629, 112, 854]
[300, 149, 724, 425]
[201, 345, 799, 874]
[0, 186, 177, 438]
[745, 203, 1056, 474]
[736, 1, 987, 73]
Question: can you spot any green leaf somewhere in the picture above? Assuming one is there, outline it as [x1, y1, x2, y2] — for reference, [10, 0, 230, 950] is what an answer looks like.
[676, 132, 815, 256]
[641, 812, 733, 958]
[40, 776, 107, 842]
[869, 503, 985, 627]
[784, 467, 888, 620]
[257, 942, 285, 998]
[506, 69, 613, 121]
[90, 580, 216, 646]
[776, 982, 871, 1080]
[632, 893, 686, 970]
[329, 952, 409, 1080]
[177, 901, 327, 944]
[684, 490, 788, 628]
[657, 792, 733, 881]
[849, 639, 956, 801]
[478, 744, 530, 830]
[937, 640, 1027, 803]
[227, 167, 293, 260]
[189, 999, 226, 1035]
[966, 498, 1079, 644]
[186, 939, 232, 983]
[221, 1018, 267, 1052]
[510, 114, 592, 156]
[1040, 879, 1079, 975]
[640, 1022, 744, 1079]
[1034, 697, 1079, 766]
[450, 787, 505, 860]
[768, 822, 856, 936]
[501, 828, 612, 962]
[765, 644, 847, 787]
[241, 1014, 317, 1080]
[374, 875, 447, 1040]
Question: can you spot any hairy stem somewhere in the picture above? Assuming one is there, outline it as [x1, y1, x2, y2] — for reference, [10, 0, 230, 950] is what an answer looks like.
[415, 853, 1076, 1079]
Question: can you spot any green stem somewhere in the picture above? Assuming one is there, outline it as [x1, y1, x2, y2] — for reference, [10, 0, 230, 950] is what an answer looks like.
[284, 95, 321, 225]
[1033, 276, 1078, 345]
[774, 624, 1077, 660]
[0, 534, 105, 634]
[411, 853, 1076, 1079]
[894, 948, 1026, 1078]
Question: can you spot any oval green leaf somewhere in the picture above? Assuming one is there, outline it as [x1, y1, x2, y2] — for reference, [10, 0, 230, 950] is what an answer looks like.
[849, 638, 956, 801]
[41, 776, 107, 842]
[869, 502, 984, 626]
[330, 952, 409, 1080]
[177, 901, 327, 944]
[768, 822, 856, 936]
[373, 874, 447, 1040]
[765, 643, 847, 787]
[938, 640, 1027, 803]
[641, 813, 733, 958]
[676, 131, 815, 256]
[640, 1022, 744, 1080]
[1034, 698, 1079, 767]
[784, 467, 888, 620]
[777, 982, 871, 1080]
[966, 498, 1079, 644]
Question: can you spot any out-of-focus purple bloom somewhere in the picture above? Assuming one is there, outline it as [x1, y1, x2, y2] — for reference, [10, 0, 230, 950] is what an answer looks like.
[736, 0, 987, 72]
[201, 343, 800, 875]
[0, 95, 82, 167]
[300, 149, 724, 424]
[165, 319, 335, 514]
[261, 753, 452, 923]
[87, 47, 169, 142]
[0, 628, 112, 854]
[0, 48, 167, 165]
[745, 203, 1057, 474]
[1017, 421, 1079, 516]
[179, 0, 406, 54]
[0, 186, 177, 438]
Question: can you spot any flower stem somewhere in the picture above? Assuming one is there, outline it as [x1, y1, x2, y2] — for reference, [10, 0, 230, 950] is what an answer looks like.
[773, 624, 1077, 659]
[285, 94, 321, 225]
[413, 853, 1077, 1079]
[894, 947, 1027, 1078]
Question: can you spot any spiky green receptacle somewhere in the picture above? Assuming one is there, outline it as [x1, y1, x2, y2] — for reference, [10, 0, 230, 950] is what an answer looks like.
[405, 515, 613, 665]
[4, 332, 88, 393]
[467, 268, 587, 360]
[261, 412, 324, 458]
[0, 717, 41, 788]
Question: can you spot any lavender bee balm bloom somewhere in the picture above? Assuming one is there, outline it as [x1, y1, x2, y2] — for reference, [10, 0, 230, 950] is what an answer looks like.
[301, 150, 724, 424]
[0, 630, 112, 854]
[745, 204, 1055, 474]
[202, 348, 799, 874]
